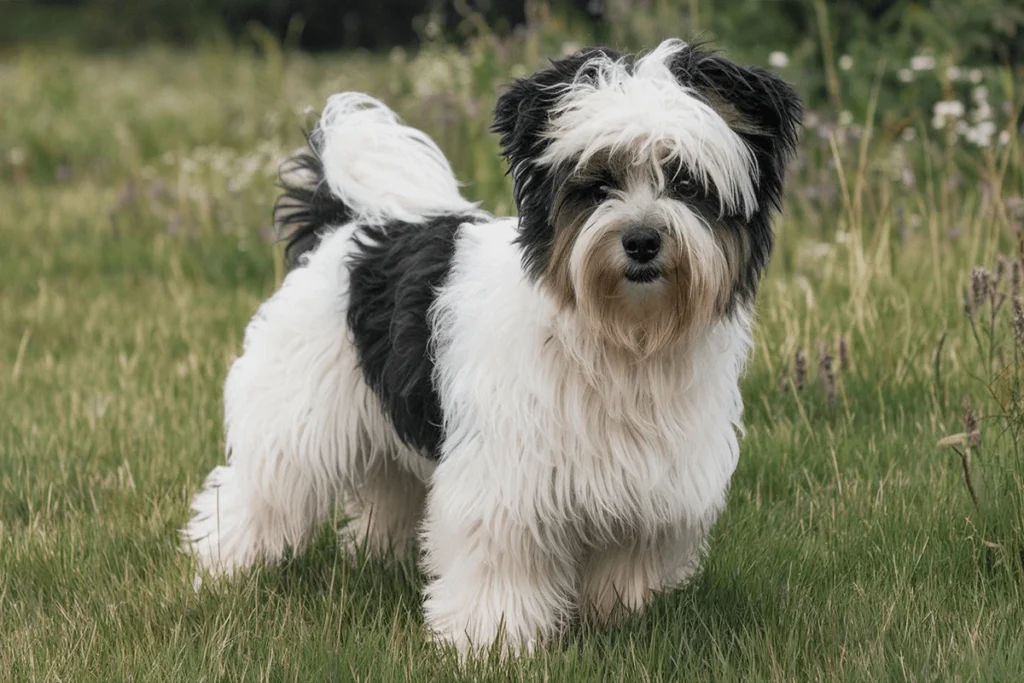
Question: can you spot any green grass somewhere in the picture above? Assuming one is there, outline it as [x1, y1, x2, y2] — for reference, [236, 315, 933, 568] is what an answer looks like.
[2, 34, 1024, 681]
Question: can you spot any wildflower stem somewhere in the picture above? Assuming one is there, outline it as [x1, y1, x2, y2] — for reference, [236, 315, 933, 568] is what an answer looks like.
[811, 0, 842, 111]
[953, 446, 981, 513]
[932, 331, 946, 395]
[967, 314, 986, 375]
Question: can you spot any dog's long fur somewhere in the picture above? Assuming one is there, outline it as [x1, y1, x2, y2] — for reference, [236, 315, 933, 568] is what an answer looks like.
[182, 41, 801, 656]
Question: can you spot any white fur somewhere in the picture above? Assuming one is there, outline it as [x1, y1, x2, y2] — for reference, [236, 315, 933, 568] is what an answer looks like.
[539, 39, 758, 218]
[182, 225, 432, 577]
[182, 97, 448, 576]
[183, 72, 755, 658]
[423, 219, 748, 652]
[318, 93, 478, 224]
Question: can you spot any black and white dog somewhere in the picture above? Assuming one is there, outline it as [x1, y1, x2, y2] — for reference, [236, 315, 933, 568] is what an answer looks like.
[183, 39, 801, 655]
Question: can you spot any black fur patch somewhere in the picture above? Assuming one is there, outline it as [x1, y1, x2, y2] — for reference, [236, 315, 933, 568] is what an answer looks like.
[668, 44, 802, 305]
[274, 131, 353, 271]
[346, 215, 481, 459]
[492, 47, 627, 282]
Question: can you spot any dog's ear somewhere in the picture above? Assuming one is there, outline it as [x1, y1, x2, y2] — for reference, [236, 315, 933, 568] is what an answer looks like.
[492, 48, 625, 279]
[667, 45, 802, 302]
[671, 47, 798, 210]
[669, 47, 802, 212]
[493, 48, 623, 185]
[493, 49, 626, 278]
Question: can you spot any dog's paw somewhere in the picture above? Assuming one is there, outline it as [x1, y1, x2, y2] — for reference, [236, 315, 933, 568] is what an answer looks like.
[426, 622, 540, 662]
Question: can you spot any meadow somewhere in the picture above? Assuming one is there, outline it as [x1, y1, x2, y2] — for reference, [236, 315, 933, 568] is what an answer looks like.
[2, 12, 1024, 681]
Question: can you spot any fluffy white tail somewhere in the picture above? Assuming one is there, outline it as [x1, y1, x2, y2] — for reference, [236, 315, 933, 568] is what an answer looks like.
[275, 93, 479, 267]
[316, 93, 476, 224]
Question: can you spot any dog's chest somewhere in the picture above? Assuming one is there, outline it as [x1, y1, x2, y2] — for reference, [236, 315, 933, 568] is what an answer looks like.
[430, 221, 748, 532]
[536, 353, 741, 532]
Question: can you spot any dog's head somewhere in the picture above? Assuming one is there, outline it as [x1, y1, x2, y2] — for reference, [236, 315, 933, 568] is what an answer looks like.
[493, 40, 801, 356]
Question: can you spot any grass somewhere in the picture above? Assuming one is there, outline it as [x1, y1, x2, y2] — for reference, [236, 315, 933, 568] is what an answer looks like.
[2, 28, 1024, 681]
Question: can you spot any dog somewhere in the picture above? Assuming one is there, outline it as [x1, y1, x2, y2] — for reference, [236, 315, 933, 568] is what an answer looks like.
[182, 38, 801, 656]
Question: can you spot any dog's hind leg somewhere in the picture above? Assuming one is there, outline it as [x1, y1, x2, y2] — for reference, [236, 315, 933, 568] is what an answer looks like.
[340, 453, 430, 560]
[182, 227, 388, 580]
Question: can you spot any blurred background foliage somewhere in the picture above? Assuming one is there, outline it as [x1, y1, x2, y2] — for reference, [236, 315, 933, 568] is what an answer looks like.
[3, 1, 1022, 130]
[6, 0, 1023, 65]
[3, 0, 1022, 190]
[3, 0, 1022, 126]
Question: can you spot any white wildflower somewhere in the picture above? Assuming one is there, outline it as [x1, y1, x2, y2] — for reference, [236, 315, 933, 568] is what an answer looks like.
[972, 101, 992, 123]
[967, 129, 990, 147]
[898, 68, 914, 83]
[975, 121, 996, 137]
[999, 130, 1012, 146]
[969, 69, 983, 83]
[839, 55, 854, 71]
[966, 121, 996, 147]
[901, 127, 917, 142]
[838, 110, 854, 127]
[910, 55, 936, 71]
[932, 99, 965, 130]
[934, 100, 965, 118]
[769, 51, 790, 68]
[972, 86, 989, 102]
[946, 66, 962, 81]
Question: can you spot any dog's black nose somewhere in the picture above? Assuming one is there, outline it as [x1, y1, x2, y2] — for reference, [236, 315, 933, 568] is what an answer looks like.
[621, 227, 661, 264]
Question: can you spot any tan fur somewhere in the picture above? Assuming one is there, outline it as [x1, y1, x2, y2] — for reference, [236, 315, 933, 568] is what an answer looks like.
[694, 90, 763, 136]
[710, 222, 751, 313]
[539, 156, 736, 358]
[544, 192, 592, 309]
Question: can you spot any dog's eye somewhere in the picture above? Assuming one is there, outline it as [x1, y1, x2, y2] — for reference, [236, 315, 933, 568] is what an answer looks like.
[669, 175, 700, 200]
[582, 180, 615, 201]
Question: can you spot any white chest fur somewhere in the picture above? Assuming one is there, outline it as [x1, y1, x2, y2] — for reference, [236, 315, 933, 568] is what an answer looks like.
[430, 219, 751, 547]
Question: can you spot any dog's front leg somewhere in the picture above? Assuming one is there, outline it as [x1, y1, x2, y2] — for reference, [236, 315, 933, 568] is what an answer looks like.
[579, 523, 706, 625]
[419, 457, 577, 658]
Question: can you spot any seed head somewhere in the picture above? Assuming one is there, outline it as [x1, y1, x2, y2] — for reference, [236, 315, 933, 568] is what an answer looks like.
[971, 266, 991, 313]
[794, 349, 806, 392]
[963, 286, 976, 319]
[1014, 297, 1024, 346]
[819, 342, 836, 409]
[996, 255, 1008, 285]
[989, 263, 1006, 314]
[962, 397, 980, 448]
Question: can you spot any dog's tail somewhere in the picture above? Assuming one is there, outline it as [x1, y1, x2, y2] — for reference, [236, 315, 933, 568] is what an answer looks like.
[275, 93, 478, 269]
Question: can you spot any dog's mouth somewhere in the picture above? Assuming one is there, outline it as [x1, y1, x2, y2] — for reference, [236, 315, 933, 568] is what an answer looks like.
[624, 264, 662, 283]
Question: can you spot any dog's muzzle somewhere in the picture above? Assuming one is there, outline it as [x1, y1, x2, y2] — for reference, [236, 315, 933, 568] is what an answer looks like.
[622, 226, 662, 283]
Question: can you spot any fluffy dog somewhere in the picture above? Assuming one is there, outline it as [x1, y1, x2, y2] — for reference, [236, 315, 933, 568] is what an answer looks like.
[182, 39, 801, 655]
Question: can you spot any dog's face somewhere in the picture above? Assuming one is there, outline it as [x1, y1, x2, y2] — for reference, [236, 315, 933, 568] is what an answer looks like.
[493, 40, 802, 356]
